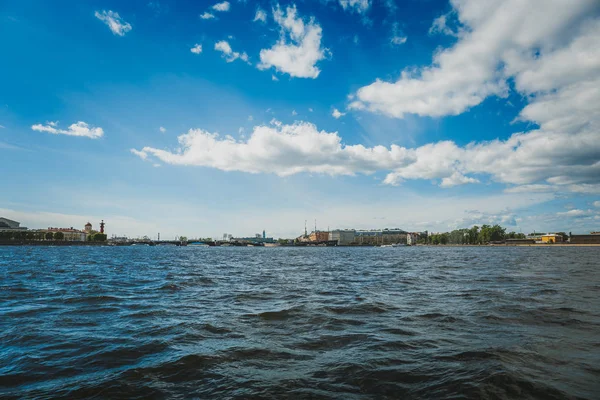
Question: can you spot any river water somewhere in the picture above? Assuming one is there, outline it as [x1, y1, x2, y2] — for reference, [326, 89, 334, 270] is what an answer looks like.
[1, 246, 599, 399]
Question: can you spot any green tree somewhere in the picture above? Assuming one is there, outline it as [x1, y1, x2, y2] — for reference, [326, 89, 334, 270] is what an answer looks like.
[93, 233, 107, 242]
[26, 232, 34, 240]
[468, 226, 480, 244]
[54, 232, 64, 241]
[45, 232, 54, 240]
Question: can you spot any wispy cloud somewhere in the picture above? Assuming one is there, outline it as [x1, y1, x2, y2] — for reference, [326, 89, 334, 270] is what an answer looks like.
[254, 8, 267, 23]
[214, 40, 249, 64]
[94, 10, 132, 36]
[31, 121, 104, 139]
[200, 12, 215, 20]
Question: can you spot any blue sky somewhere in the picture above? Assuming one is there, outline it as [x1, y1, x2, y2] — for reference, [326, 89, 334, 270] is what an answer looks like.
[1, 0, 599, 239]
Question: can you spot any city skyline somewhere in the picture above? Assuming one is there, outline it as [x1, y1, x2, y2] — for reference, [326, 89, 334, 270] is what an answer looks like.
[1, 0, 599, 238]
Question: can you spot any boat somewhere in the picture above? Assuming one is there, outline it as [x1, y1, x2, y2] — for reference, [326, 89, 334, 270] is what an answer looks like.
[380, 243, 407, 247]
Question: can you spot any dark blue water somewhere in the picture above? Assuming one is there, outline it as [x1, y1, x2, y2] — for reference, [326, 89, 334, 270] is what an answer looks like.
[1, 246, 599, 399]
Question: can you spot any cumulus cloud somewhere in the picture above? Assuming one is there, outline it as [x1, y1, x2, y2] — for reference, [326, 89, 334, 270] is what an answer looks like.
[350, 0, 599, 118]
[332, 108, 345, 119]
[190, 44, 202, 54]
[200, 12, 215, 20]
[159, 126, 166, 133]
[339, 0, 370, 14]
[214, 40, 249, 63]
[254, 8, 267, 23]
[212, 1, 230, 12]
[593, 201, 600, 207]
[94, 10, 132, 36]
[258, 5, 327, 79]
[32, 121, 104, 139]
[132, 100, 600, 192]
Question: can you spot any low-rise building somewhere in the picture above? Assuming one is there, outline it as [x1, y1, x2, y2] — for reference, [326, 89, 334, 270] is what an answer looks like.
[308, 231, 330, 242]
[570, 233, 600, 244]
[406, 232, 420, 245]
[355, 229, 407, 245]
[45, 227, 87, 242]
[329, 230, 356, 246]
[541, 234, 563, 244]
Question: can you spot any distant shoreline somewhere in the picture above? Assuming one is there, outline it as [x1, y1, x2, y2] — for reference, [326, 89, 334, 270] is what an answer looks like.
[1, 242, 599, 247]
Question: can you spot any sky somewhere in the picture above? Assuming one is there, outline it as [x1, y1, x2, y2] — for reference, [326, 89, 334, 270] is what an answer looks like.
[1, 0, 599, 239]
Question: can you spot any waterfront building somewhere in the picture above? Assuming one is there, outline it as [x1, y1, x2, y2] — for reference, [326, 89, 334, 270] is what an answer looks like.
[406, 232, 420, 245]
[329, 230, 356, 246]
[541, 234, 563, 244]
[354, 229, 408, 245]
[45, 227, 87, 242]
[84, 222, 93, 233]
[570, 233, 600, 244]
[308, 231, 330, 242]
[233, 232, 275, 244]
[0, 217, 27, 231]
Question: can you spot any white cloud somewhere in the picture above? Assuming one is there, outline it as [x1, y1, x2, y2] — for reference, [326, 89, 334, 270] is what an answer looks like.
[190, 44, 202, 54]
[429, 13, 457, 36]
[272, 74, 279, 81]
[159, 126, 166, 133]
[332, 108, 345, 119]
[390, 35, 407, 45]
[390, 22, 407, 46]
[214, 40, 249, 63]
[212, 1, 230, 12]
[132, 99, 600, 192]
[308, 108, 313, 112]
[258, 5, 327, 79]
[200, 12, 215, 20]
[254, 8, 267, 23]
[594, 201, 600, 207]
[32, 121, 104, 139]
[130, 148, 148, 160]
[339, 0, 370, 14]
[440, 172, 479, 188]
[94, 10, 132, 36]
[350, 0, 599, 118]
[292, 110, 298, 116]
[556, 209, 595, 217]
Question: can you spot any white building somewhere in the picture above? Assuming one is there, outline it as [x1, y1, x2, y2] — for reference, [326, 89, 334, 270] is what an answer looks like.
[406, 232, 420, 245]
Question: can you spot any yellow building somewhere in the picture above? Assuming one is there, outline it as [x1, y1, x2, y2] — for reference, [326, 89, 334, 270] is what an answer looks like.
[541, 234, 563, 244]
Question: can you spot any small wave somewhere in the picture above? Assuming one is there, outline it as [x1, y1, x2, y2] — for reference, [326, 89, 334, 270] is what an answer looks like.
[325, 302, 391, 315]
[63, 295, 121, 304]
[201, 323, 232, 334]
[246, 307, 303, 321]
[295, 333, 371, 351]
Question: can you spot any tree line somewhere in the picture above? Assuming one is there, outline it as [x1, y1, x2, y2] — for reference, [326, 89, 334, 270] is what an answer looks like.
[426, 225, 527, 245]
